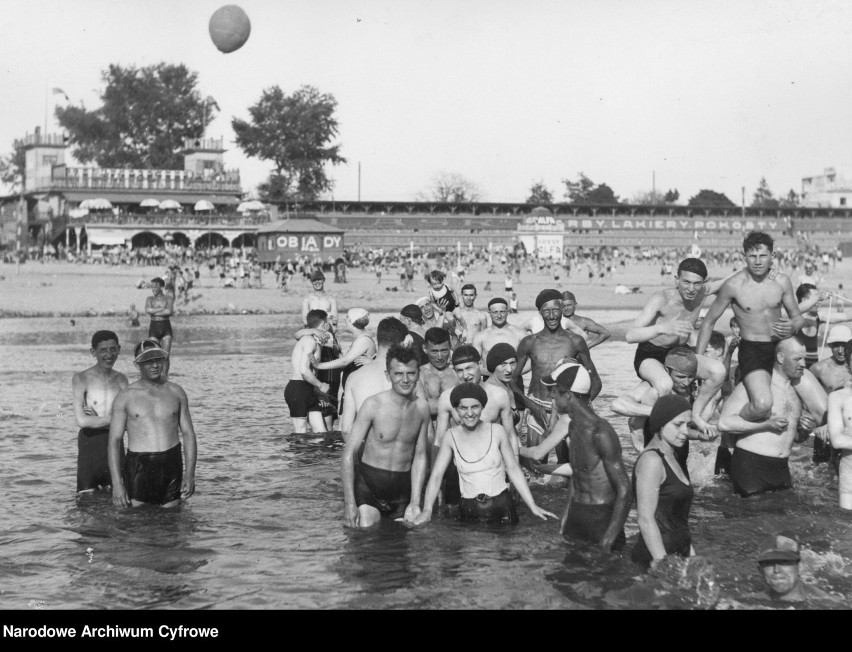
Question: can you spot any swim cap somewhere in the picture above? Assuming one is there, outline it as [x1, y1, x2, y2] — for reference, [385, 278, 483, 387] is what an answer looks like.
[486, 343, 517, 373]
[452, 344, 481, 366]
[488, 297, 508, 309]
[347, 307, 369, 324]
[310, 269, 325, 281]
[535, 289, 563, 309]
[827, 325, 852, 345]
[540, 358, 591, 394]
[134, 338, 168, 363]
[647, 394, 691, 435]
[450, 382, 488, 408]
[665, 347, 698, 376]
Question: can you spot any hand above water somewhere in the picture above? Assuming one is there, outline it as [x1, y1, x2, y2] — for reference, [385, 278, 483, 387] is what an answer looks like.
[530, 504, 558, 521]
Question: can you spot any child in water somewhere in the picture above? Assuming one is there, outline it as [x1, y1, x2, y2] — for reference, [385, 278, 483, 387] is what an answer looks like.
[427, 269, 468, 342]
[127, 304, 140, 327]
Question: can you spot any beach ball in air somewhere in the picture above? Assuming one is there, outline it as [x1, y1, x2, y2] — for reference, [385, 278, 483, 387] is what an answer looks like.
[209, 5, 251, 53]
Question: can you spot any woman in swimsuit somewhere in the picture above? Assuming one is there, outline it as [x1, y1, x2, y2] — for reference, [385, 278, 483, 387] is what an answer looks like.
[413, 383, 556, 525]
[632, 394, 695, 570]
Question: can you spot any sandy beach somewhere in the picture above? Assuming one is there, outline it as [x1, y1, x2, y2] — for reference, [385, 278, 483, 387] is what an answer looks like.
[2, 258, 850, 335]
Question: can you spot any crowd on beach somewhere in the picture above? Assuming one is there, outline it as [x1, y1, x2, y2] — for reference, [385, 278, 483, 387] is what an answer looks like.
[68, 230, 852, 606]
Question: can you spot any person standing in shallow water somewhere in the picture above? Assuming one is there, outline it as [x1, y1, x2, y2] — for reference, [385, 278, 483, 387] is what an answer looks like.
[108, 339, 197, 508]
[145, 277, 174, 380]
[72, 330, 128, 492]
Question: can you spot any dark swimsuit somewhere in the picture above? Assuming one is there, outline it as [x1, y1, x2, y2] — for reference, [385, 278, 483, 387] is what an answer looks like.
[631, 449, 694, 567]
[77, 427, 122, 491]
[459, 489, 517, 524]
[563, 502, 626, 550]
[122, 443, 182, 505]
[737, 339, 776, 378]
[633, 341, 672, 377]
[354, 461, 411, 519]
[284, 379, 322, 417]
[148, 319, 173, 340]
[730, 447, 792, 497]
[316, 337, 342, 418]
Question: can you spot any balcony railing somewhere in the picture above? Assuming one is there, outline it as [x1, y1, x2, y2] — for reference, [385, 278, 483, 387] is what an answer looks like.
[66, 212, 271, 227]
[33, 166, 242, 193]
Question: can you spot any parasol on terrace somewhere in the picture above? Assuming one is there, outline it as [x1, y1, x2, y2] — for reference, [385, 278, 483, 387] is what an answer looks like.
[237, 200, 264, 212]
[194, 200, 215, 211]
[80, 198, 113, 211]
[159, 199, 182, 210]
[140, 198, 160, 208]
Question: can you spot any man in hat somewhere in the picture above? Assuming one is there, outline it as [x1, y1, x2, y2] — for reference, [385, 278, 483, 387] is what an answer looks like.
[145, 277, 174, 380]
[399, 304, 428, 366]
[810, 324, 852, 468]
[108, 339, 197, 508]
[513, 289, 601, 451]
[301, 268, 338, 327]
[524, 361, 630, 553]
[718, 337, 827, 497]
[757, 534, 835, 602]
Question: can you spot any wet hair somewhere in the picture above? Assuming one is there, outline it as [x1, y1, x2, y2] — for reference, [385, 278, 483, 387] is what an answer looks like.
[677, 257, 708, 279]
[743, 231, 774, 253]
[561, 291, 576, 301]
[386, 343, 420, 370]
[400, 304, 425, 326]
[150, 277, 165, 287]
[424, 326, 451, 346]
[91, 330, 119, 349]
[488, 297, 508, 309]
[795, 283, 817, 303]
[708, 331, 726, 351]
[429, 270, 445, 283]
[376, 317, 409, 348]
[460, 283, 476, 295]
[306, 309, 327, 329]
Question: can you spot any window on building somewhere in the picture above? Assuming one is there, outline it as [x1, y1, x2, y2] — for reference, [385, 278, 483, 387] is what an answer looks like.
[841, 198, 847, 206]
[42, 155, 57, 166]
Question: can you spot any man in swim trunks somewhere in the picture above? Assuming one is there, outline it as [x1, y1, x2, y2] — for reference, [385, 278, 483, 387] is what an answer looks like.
[718, 337, 826, 498]
[810, 325, 852, 469]
[418, 327, 459, 419]
[145, 277, 174, 380]
[341, 345, 430, 527]
[72, 330, 129, 492]
[826, 340, 852, 510]
[560, 291, 611, 349]
[513, 289, 601, 452]
[532, 361, 630, 552]
[108, 339, 197, 508]
[697, 232, 804, 431]
[472, 297, 528, 379]
[626, 258, 728, 437]
[458, 284, 489, 344]
[301, 268, 338, 327]
[285, 309, 331, 433]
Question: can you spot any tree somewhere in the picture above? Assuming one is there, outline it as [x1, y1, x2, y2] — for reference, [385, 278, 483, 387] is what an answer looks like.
[586, 183, 619, 204]
[750, 177, 779, 208]
[417, 171, 481, 202]
[232, 85, 345, 202]
[526, 180, 553, 204]
[779, 189, 800, 208]
[664, 189, 680, 203]
[687, 189, 736, 208]
[0, 140, 26, 191]
[56, 63, 217, 169]
[562, 172, 619, 204]
[631, 189, 667, 205]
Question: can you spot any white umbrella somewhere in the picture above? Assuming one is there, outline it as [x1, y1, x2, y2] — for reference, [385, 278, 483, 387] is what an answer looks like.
[194, 200, 214, 211]
[80, 198, 113, 210]
[68, 207, 89, 218]
[140, 198, 160, 208]
[237, 200, 264, 212]
[159, 199, 181, 210]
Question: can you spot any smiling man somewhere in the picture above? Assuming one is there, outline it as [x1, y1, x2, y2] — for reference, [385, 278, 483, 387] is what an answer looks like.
[301, 268, 338, 326]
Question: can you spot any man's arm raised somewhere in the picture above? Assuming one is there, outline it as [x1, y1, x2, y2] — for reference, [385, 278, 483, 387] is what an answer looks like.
[624, 293, 668, 344]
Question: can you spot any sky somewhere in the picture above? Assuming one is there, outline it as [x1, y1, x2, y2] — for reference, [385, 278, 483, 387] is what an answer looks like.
[2, 0, 851, 204]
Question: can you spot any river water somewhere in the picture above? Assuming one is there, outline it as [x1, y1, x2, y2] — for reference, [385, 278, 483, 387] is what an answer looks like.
[1, 311, 850, 610]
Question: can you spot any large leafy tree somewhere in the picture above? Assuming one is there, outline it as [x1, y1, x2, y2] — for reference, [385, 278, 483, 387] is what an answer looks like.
[417, 171, 481, 202]
[687, 189, 736, 208]
[56, 63, 217, 169]
[232, 85, 345, 202]
[526, 180, 554, 204]
[750, 177, 779, 208]
[0, 140, 26, 191]
[562, 172, 619, 204]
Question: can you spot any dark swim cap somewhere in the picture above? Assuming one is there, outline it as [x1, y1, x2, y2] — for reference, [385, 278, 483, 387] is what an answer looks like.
[535, 288, 563, 309]
[486, 342, 517, 373]
[450, 382, 488, 408]
[488, 297, 508, 308]
[665, 347, 698, 376]
[647, 394, 691, 435]
[452, 344, 481, 366]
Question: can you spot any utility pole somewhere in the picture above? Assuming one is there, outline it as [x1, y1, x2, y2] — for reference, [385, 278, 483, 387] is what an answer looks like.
[741, 186, 746, 220]
[357, 162, 361, 202]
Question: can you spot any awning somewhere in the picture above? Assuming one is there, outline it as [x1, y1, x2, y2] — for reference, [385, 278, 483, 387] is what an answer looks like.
[84, 227, 131, 246]
[62, 191, 240, 206]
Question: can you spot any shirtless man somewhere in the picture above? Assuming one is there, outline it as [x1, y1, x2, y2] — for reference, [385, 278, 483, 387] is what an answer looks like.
[513, 289, 601, 449]
[417, 327, 459, 419]
[718, 337, 827, 498]
[472, 297, 527, 378]
[697, 233, 804, 429]
[339, 317, 412, 439]
[145, 277, 175, 380]
[826, 340, 852, 509]
[560, 291, 610, 349]
[610, 347, 716, 471]
[341, 345, 430, 528]
[284, 309, 331, 433]
[458, 284, 489, 344]
[108, 339, 197, 508]
[529, 361, 630, 552]
[415, 296, 443, 332]
[72, 330, 129, 492]
[626, 258, 728, 437]
[301, 269, 338, 326]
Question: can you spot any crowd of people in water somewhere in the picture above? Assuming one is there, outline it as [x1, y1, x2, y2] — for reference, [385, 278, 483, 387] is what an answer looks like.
[69, 230, 852, 604]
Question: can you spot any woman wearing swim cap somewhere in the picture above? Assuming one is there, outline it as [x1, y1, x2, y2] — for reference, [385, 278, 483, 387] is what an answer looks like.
[413, 383, 557, 525]
[632, 394, 695, 570]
